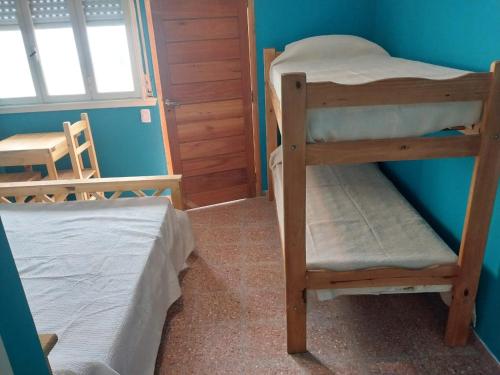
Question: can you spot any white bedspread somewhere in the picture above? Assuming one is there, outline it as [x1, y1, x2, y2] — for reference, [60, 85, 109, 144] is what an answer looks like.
[0, 197, 195, 375]
[270, 147, 457, 298]
[270, 35, 483, 142]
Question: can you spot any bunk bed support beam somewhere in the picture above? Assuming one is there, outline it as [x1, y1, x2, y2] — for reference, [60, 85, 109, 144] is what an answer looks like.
[281, 73, 308, 354]
[306, 264, 459, 289]
[445, 61, 500, 346]
[264, 48, 279, 201]
[306, 135, 481, 165]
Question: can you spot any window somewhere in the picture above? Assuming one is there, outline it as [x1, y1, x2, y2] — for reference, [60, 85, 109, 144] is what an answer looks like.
[0, 0, 149, 108]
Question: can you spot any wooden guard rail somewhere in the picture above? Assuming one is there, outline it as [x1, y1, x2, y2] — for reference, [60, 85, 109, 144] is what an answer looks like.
[0, 175, 184, 210]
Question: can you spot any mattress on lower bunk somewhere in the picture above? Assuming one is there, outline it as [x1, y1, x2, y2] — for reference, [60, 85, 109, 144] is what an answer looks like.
[270, 147, 457, 298]
[270, 35, 483, 142]
[0, 197, 195, 375]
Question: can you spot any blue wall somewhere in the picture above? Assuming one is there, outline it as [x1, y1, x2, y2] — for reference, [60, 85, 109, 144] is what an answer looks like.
[373, 0, 500, 359]
[0, 219, 50, 375]
[0, 1, 167, 177]
[254, 0, 376, 189]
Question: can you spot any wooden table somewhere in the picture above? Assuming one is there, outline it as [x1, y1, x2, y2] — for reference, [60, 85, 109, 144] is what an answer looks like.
[0, 133, 68, 179]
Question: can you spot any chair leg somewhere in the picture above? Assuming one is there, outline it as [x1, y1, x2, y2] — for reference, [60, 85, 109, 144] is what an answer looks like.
[286, 287, 307, 354]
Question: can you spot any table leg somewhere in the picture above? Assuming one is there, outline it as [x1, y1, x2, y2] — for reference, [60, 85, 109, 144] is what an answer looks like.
[46, 159, 58, 180]
[45, 157, 68, 202]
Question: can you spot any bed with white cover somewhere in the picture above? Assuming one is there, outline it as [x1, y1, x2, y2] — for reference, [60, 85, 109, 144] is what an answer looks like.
[270, 147, 457, 300]
[270, 35, 483, 142]
[0, 197, 195, 375]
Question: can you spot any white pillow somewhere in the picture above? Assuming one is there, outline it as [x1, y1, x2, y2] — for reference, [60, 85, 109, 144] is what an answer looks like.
[280, 35, 389, 61]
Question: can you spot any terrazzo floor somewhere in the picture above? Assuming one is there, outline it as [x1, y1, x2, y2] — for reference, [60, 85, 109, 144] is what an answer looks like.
[155, 197, 499, 375]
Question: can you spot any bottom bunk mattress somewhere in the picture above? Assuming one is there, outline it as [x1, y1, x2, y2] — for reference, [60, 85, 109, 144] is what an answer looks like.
[0, 197, 195, 375]
[270, 147, 457, 299]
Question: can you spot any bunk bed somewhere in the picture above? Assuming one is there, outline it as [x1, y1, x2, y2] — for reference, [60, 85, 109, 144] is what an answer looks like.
[264, 35, 500, 354]
[0, 176, 195, 375]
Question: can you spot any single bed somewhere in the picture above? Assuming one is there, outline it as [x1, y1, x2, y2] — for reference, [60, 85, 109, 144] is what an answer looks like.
[0, 177, 195, 375]
[269, 35, 483, 142]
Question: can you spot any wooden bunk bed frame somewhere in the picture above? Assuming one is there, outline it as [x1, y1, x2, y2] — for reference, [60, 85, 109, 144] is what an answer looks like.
[264, 48, 500, 354]
[0, 175, 184, 210]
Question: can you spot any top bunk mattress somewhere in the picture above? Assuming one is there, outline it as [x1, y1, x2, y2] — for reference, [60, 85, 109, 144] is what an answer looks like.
[270, 35, 483, 142]
[0, 197, 195, 375]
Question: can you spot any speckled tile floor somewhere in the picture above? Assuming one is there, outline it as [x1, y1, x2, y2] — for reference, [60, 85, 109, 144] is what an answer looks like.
[155, 197, 499, 375]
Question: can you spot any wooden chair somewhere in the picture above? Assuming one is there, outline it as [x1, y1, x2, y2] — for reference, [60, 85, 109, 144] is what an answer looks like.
[58, 113, 100, 200]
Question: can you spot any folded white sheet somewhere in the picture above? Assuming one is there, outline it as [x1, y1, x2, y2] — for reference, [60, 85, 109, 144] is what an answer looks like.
[0, 197, 195, 375]
[270, 147, 456, 298]
[270, 35, 483, 142]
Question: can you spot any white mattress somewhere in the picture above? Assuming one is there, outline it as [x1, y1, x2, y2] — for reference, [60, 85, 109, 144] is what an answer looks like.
[0, 197, 195, 375]
[270, 35, 483, 142]
[270, 147, 457, 298]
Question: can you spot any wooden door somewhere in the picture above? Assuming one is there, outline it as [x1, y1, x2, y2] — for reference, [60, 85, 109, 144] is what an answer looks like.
[151, 0, 256, 208]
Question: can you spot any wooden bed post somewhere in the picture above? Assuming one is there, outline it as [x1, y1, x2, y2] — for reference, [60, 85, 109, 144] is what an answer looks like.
[281, 73, 308, 354]
[264, 48, 278, 201]
[445, 61, 500, 346]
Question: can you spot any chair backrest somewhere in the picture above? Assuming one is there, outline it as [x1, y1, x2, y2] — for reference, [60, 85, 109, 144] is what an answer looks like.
[63, 113, 100, 179]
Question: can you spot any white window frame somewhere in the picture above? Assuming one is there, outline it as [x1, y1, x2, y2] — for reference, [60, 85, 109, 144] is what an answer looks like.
[0, 0, 151, 110]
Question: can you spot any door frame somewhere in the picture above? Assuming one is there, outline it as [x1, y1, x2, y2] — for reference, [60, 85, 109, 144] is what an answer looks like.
[143, 0, 262, 195]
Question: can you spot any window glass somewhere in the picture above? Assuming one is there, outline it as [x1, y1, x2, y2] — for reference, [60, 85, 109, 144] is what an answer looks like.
[83, 1, 135, 93]
[30, 0, 86, 96]
[0, 1, 36, 99]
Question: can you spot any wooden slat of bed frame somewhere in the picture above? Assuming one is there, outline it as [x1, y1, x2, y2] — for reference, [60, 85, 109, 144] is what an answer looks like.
[306, 134, 481, 165]
[264, 48, 279, 201]
[0, 176, 184, 210]
[306, 265, 459, 290]
[306, 73, 492, 108]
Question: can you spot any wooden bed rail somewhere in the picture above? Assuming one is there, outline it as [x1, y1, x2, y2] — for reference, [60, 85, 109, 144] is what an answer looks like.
[264, 45, 500, 354]
[306, 135, 481, 165]
[306, 74, 491, 108]
[306, 265, 459, 290]
[0, 175, 184, 210]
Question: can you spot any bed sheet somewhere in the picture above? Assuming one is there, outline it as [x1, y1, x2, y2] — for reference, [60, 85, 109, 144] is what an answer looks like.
[270, 147, 456, 299]
[270, 35, 482, 142]
[0, 197, 195, 375]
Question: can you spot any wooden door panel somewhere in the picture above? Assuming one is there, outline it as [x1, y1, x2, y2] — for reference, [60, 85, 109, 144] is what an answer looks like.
[167, 39, 241, 64]
[169, 60, 241, 84]
[183, 168, 248, 194]
[164, 18, 239, 42]
[182, 152, 247, 177]
[169, 80, 242, 103]
[179, 135, 246, 160]
[175, 99, 244, 124]
[186, 184, 249, 207]
[152, 0, 255, 207]
[160, 0, 239, 19]
[177, 117, 245, 143]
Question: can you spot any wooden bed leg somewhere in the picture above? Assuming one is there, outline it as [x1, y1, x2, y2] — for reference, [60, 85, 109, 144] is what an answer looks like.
[445, 61, 500, 346]
[264, 48, 278, 201]
[281, 73, 308, 354]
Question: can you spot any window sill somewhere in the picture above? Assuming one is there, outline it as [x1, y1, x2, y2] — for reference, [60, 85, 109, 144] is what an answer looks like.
[0, 98, 158, 115]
